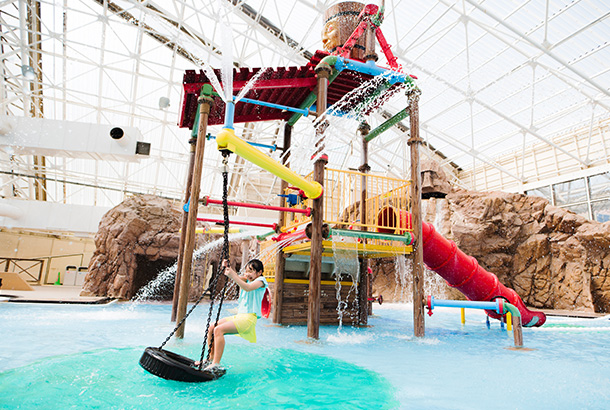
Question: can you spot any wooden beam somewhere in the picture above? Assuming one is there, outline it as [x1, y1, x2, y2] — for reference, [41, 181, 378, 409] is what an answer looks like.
[408, 89, 425, 338]
[307, 66, 331, 339]
[358, 122, 371, 325]
[273, 123, 292, 324]
[175, 89, 214, 338]
[171, 131, 197, 322]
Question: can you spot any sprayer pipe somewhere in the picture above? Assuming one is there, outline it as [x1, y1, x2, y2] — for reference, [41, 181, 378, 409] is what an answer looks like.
[197, 217, 278, 230]
[273, 229, 307, 242]
[202, 196, 311, 216]
[237, 96, 309, 116]
[216, 128, 323, 199]
[224, 101, 235, 129]
[330, 228, 413, 244]
[256, 230, 277, 241]
[502, 302, 522, 318]
[332, 56, 411, 85]
[428, 296, 501, 313]
[365, 107, 410, 142]
[206, 134, 277, 151]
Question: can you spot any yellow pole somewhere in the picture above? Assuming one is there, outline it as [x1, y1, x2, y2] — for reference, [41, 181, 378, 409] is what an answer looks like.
[216, 128, 323, 200]
[460, 307, 465, 325]
[506, 312, 513, 331]
[192, 227, 242, 234]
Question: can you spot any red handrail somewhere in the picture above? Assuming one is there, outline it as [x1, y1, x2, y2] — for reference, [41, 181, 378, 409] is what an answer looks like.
[201, 196, 311, 216]
[197, 217, 278, 231]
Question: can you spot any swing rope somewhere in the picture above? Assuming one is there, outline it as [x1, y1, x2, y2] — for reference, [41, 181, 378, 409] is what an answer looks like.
[198, 150, 232, 369]
[158, 151, 232, 372]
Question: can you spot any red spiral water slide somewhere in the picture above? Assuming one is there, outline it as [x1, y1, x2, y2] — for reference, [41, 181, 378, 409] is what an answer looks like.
[378, 207, 546, 327]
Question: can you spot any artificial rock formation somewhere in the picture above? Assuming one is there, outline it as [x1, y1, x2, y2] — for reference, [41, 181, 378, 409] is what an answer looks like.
[371, 191, 610, 313]
[421, 158, 452, 199]
[440, 191, 610, 313]
[81, 195, 182, 300]
[82, 194, 256, 301]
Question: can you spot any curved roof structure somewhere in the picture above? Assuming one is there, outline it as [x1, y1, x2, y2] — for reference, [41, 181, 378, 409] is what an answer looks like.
[1, 0, 609, 230]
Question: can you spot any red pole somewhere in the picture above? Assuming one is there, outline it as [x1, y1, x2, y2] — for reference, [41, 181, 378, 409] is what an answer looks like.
[196, 217, 278, 230]
[272, 229, 307, 242]
[202, 196, 311, 216]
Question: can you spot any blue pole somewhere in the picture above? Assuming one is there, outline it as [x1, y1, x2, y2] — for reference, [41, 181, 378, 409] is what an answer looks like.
[428, 296, 501, 314]
[224, 101, 235, 129]
[206, 134, 277, 151]
[333, 57, 412, 85]
[236, 96, 310, 117]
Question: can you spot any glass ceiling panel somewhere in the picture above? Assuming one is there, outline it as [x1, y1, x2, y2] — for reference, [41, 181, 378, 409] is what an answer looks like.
[1, 0, 609, 212]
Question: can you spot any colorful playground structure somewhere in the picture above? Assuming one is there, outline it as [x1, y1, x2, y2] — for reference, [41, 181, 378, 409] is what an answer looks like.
[171, 1, 546, 343]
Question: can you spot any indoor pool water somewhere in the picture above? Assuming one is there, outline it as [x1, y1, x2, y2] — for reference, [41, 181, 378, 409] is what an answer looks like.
[1, 301, 609, 409]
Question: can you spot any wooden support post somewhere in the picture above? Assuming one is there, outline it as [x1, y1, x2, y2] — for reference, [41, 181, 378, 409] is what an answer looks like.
[308, 66, 330, 339]
[364, 21, 378, 63]
[241, 240, 249, 268]
[308, 155, 327, 339]
[175, 87, 214, 338]
[358, 122, 371, 325]
[512, 314, 524, 348]
[171, 133, 197, 322]
[407, 89, 425, 338]
[273, 123, 292, 324]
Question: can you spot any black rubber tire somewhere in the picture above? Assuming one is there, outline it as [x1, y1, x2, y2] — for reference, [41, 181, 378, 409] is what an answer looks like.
[139, 347, 225, 382]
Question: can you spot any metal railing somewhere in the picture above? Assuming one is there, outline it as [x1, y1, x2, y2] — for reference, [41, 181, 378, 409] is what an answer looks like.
[283, 167, 412, 235]
[0, 254, 86, 284]
[0, 258, 45, 283]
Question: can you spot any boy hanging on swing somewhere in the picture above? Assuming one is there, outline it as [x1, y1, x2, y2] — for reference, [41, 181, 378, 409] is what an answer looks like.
[203, 258, 269, 371]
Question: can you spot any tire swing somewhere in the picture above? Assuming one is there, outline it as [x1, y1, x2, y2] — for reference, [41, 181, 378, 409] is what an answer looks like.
[139, 152, 233, 382]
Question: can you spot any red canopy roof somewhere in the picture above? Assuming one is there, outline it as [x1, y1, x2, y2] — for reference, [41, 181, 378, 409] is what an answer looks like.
[179, 50, 401, 129]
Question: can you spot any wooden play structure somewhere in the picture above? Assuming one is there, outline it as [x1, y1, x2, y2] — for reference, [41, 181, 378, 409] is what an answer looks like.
[260, 167, 415, 327]
[171, 1, 426, 339]
[170, 1, 545, 342]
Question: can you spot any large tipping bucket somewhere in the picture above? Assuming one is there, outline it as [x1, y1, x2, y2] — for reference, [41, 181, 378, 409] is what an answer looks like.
[376, 206, 412, 234]
[322, 2, 370, 61]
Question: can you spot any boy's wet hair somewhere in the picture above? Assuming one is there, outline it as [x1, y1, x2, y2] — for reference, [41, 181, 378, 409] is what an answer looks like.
[247, 258, 264, 274]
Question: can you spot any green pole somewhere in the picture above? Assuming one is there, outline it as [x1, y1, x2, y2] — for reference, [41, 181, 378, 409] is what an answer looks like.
[256, 230, 276, 241]
[365, 107, 409, 142]
[330, 228, 414, 244]
[288, 69, 341, 126]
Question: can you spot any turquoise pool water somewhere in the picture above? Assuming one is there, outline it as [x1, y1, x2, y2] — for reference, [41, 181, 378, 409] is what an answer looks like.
[1, 302, 609, 409]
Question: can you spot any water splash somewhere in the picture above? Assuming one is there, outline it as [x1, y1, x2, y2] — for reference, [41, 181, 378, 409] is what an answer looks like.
[130, 232, 253, 306]
[392, 256, 448, 303]
[130, 264, 176, 305]
[234, 67, 271, 104]
[288, 74, 394, 174]
[326, 74, 390, 122]
[331, 234, 360, 328]
[327, 331, 373, 345]
[255, 238, 290, 267]
[220, 22, 234, 103]
[393, 256, 410, 302]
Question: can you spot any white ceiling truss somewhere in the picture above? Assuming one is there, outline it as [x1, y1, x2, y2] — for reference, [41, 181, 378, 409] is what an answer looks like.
[0, 0, 609, 215]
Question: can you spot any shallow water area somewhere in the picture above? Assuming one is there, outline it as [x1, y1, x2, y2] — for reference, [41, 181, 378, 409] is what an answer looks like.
[1, 302, 609, 409]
